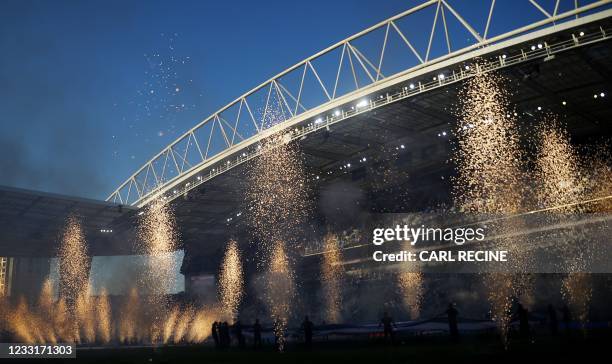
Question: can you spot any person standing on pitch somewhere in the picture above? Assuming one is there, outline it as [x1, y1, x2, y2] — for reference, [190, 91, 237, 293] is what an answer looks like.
[253, 318, 262, 349]
[301, 316, 314, 349]
[379, 311, 395, 343]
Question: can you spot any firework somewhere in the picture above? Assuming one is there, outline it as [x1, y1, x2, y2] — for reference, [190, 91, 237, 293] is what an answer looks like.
[584, 142, 612, 212]
[245, 131, 309, 350]
[533, 114, 592, 329]
[58, 216, 90, 306]
[246, 134, 310, 258]
[116, 287, 137, 343]
[75, 285, 96, 343]
[533, 115, 586, 211]
[265, 241, 295, 351]
[321, 233, 344, 323]
[96, 289, 112, 344]
[453, 72, 523, 214]
[561, 272, 592, 330]
[137, 198, 180, 297]
[3, 211, 221, 346]
[397, 272, 424, 320]
[454, 71, 523, 346]
[484, 273, 513, 345]
[218, 240, 244, 321]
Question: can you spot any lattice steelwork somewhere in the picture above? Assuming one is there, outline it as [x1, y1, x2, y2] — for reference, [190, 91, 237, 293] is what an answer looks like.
[108, 0, 612, 207]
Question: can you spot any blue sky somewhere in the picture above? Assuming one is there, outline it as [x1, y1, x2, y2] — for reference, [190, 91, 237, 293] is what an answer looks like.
[0, 0, 419, 199]
[0, 0, 588, 200]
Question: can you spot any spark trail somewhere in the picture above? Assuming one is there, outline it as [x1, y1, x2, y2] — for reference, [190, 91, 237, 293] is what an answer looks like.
[218, 240, 244, 321]
[454, 71, 524, 346]
[534, 115, 591, 329]
[246, 133, 310, 350]
[266, 241, 295, 351]
[321, 233, 344, 323]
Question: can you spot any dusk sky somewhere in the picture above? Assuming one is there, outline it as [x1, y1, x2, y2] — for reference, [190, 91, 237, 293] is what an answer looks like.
[0, 0, 579, 200]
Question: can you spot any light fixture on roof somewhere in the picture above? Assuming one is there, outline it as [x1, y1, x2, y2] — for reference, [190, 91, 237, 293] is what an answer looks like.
[600, 92, 605, 97]
[531, 45, 536, 51]
[562, 101, 567, 106]
[465, 65, 470, 70]
[502, 54, 507, 59]
[537, 106, 542, 111]
[315, 117, 323, 124]
[356, 99, 368, 108]
[537, 43, 543, 49]
[334, 110, 340, 116]
[409, 83, 415, 89]
[579, 31, 585, 36]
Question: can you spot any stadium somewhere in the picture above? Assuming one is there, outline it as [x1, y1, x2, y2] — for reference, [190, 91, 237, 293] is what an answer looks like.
[1, 0, 612, 361]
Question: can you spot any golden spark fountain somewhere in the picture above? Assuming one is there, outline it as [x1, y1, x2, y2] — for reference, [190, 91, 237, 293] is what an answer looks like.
[218, 240, 244, 321]
[266, 241, 295, 352]
[534, 115, 592, 330]
[454, 71, 524, 346]
[321, 233, 344, 323]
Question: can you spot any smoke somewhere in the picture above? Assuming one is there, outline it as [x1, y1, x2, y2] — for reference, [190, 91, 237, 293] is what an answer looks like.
[0, 11, 110, 200]
[0, 109, 108, 199]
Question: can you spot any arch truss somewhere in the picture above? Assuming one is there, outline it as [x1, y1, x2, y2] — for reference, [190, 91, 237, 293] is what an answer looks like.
[108, 0, 612, 206]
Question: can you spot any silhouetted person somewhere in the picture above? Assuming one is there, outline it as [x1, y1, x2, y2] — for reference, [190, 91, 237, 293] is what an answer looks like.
[446, 303, 459, 340]
[379, 311, 395, 343]
[301, 315, 314, 349]
[221, 321, 231, 348]
[212, 321, 220, 348]
[562, 305, 572, 333]
[547, 304, 558, 336]
[517, 304, 530, 340]
[253, 318, 262, 349]
[233, 320, 245, 348]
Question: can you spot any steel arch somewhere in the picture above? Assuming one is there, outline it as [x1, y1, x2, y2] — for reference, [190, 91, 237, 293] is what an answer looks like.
[108, 0, 612, 207]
